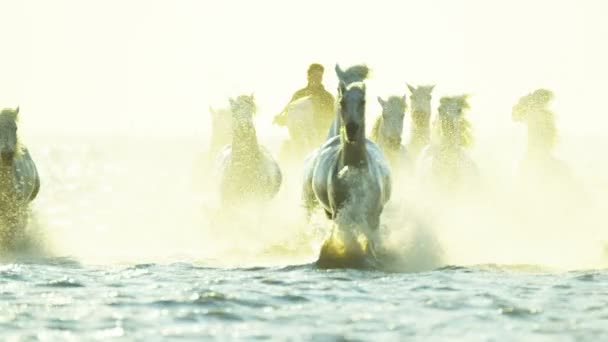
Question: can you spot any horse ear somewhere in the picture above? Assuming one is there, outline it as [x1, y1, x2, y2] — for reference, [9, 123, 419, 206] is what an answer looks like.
[377, 96, 386, 106]
[335, 64, 345, 82]
[407, 84, 415, 93]
[428, 85, 435, 92]
[15, 106, 19, 116]
[338, 81, 346, 96]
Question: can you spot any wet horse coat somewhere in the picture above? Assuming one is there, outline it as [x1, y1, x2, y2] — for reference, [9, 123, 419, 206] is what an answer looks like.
[216, 95, 282, 206]
[303, 65, 391, 232]
[0, 108, 40, 249]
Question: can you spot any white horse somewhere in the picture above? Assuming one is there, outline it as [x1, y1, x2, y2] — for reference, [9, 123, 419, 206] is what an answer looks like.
[407, 84, 434, 162]
[0, 107, 40, 250]
[302, 65, 391, 268]
[370, 95, 410, 176]
[512, 89, 580, 197]
[417, 95, 478, 193]
[215, 95, 282, 207]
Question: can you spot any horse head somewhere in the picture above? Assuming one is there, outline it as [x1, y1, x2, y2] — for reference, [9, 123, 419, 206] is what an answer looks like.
[338, 81, 366, 144]
[512, 89, 556, 153]
[0, 107, 20, 164]
[377, 95, 406, 148]
[229, 94, 257, 132]
[336, 64, 369, 144]
[437, 95, 472, 148]
[408, 84, 434, 126]
[512, 89, 553, 123]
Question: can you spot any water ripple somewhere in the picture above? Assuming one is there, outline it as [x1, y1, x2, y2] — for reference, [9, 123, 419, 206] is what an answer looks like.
[0, 261, 606, 339]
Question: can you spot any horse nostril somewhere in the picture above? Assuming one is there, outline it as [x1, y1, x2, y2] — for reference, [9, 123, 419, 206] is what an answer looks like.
[345, 122, 359, 139]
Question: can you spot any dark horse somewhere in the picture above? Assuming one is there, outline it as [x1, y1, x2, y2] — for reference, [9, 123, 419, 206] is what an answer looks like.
[302, 65, 391, 268]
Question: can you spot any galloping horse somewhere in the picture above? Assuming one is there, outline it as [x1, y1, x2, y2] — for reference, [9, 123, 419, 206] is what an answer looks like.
[302, 65, 391, 267]
[215, 95, 282, 207]
[417, 95, 478, 192]
[0, 107, 40, 250]
[407, 84, 434, 162]
[370, 95, 409, 174]
[512, 89, 577, 194]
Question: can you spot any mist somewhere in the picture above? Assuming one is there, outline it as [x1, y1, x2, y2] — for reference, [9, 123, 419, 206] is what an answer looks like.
[1, 0, 607, 270]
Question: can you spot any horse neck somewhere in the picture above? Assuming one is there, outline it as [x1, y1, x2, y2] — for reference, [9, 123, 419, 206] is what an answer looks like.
[231, 121, 260, 161]
[411, 110, 431, 144]
[340, 123, 367, 168]
[525, 122, 553, 159]
[439, 122, 460, 153]
[375, 118, 395, 152]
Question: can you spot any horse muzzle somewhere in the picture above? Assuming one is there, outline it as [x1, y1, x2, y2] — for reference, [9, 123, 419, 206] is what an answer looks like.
[345, 122, 360, 142]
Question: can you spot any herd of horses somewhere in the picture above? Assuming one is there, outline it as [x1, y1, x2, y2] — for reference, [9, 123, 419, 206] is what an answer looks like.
[205, 64, 576, 267]
[0, 64, 576, 266]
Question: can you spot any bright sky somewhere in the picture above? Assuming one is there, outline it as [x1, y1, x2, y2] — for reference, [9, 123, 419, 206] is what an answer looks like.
[1, 0, 607, 145]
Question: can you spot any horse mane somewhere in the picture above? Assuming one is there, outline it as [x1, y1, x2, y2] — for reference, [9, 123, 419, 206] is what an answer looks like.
[336, 64, 369, 85]
[512, 89, 557, 149]
[0, 108, 25, 159]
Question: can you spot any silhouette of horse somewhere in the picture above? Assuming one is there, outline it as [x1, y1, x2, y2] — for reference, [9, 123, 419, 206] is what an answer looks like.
[417, 95, 478, 192]
[370, 95, 409, 174]
[302, 65, 391, 267]
[0, 107, 40, 250]
[512, 89, 579, 195]
[407, 84, 434, 161]
[215, 95, 282, 207]
[278, 96, 317, 166]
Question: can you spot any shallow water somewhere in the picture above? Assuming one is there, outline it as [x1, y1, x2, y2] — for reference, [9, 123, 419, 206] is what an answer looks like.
[1, 138, 607, 340]
[1, 260, 608, 340]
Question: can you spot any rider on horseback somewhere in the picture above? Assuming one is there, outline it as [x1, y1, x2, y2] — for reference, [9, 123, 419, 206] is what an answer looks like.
[273, 63, 335, 144]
